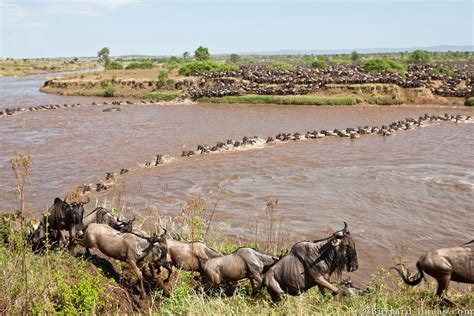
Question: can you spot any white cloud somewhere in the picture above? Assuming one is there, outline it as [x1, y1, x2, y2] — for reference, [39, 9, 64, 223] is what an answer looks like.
[46, 0, 142, 16]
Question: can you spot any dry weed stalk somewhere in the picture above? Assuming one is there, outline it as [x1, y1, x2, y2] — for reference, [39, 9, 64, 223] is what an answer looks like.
[10, 151, 31, 314]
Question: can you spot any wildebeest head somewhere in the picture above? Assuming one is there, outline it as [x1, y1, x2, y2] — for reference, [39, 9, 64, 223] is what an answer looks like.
[331, 222, 358, 272]
[145, 227, 168, 264]
[115, 215, 135, 233]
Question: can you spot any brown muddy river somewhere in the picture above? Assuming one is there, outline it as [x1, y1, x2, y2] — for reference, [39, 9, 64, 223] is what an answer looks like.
[0, 72, 473, 285]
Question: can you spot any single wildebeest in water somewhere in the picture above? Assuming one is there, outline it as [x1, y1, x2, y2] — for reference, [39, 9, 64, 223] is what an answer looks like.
[263, 222, 358, 302]
[201, 247, 279, 293]
[30, 197, 89, 250]
[155, 239, 223, 283]
[392, 240, 474, 305]
[80, 223, 168, 298]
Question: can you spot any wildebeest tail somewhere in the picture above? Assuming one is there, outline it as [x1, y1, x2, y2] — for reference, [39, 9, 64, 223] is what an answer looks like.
[391, 262, 424, 286]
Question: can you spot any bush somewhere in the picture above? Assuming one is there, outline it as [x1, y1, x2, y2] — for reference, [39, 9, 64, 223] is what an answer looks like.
[311, 58, 327, 68]
[407, 50, 432, 64]
[465, 97, 474, 106]
[363, 58, 405, 73]
[157, 70, 173, 89]
[432, 66, 454, 76]
[270, 62, 293, 70]
[125, 60, 154, 70]
[229, 54, 240, 63]
[106, 61, 123, 70]
[178, 60, 238, 76]
[103, 86, 115, 97]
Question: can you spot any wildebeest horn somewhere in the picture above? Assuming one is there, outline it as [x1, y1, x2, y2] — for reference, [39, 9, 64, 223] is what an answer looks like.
[159, 225, 167, 238]
[343, 221, 348, 232]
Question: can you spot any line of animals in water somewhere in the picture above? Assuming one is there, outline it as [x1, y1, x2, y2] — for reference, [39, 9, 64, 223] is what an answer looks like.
[0, 99, 168, 118]
[15, 197, 472, 305]
[77, 112, 472, 194]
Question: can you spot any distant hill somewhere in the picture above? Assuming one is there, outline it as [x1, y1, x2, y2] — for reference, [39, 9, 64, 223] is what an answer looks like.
[113, 45, 473, 59]
[237, 45, 474, 56]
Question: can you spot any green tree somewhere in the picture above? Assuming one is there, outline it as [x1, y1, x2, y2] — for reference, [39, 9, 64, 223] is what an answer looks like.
[229, 54, 240, 63]
[97, 47, 111, 68]
[407, 50, 432, 64]
[351, 51, 360, 61]
[182, 51, 190, 60]
[194, 46, 211, 61]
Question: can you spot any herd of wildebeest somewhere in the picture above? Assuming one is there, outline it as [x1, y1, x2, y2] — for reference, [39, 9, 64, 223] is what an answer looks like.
[188, 63, 472, 99]
[0, 193, 463, 306]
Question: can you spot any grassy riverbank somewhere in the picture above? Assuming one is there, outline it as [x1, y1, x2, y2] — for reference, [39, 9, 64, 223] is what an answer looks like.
[197, 95, 360, 106]
[1, 199, 473, 314]
[0, 58, 98, 77]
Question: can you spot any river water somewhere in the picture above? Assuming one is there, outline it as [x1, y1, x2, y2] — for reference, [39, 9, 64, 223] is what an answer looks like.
[0, 72, 473, 285]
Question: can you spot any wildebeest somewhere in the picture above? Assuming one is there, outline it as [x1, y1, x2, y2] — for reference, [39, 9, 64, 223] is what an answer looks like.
[392, 240, 474, 305]
[31, 197, 89, 250]
[81, 223, 168, 298]
[156, 239, 223, 283]
[81, 207, 135, 233]
[263, 222, 358, 302]
[201, 247, 279, 293]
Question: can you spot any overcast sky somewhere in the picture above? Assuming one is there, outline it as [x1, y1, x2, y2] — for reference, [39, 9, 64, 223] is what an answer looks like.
[1, 0, 472, 58]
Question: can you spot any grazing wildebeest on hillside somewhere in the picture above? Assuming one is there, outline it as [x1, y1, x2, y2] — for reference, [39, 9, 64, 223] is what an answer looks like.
[155, 239, 223, 283]
[201, 247, 279, 292]
[392, 240, 474, 305]
[263, 222, 358, 302]
[81, 223, 168, 298]
[81, 207, 135, 233]
[31, 197, 89, 250]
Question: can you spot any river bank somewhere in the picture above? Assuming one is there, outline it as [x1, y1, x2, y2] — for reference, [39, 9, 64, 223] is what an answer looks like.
[0, 58, 98, 77]
[39, 61, 472, 106]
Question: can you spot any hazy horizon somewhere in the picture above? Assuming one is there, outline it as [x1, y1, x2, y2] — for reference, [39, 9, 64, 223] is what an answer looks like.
[1, 0, 473, 58]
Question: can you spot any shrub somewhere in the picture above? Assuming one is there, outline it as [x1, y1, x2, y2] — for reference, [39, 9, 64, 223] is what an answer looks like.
[363, 58, 405, 73]
[432, 66, 454, 76]
[351, 51, 361, 61]
[103, 86, 115, 97]
[270, 62, 293, 70]
[407, 50, 432, 64]
[125, 60, 154, 70]
[106, 61, 123, 70]
[157, 70, 173, 89]
[178, 60, 238, 76]
[465, 97, 474, 106]
[311, 58, 327, 68]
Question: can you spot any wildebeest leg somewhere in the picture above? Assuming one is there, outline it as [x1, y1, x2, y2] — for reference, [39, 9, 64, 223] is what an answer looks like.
[435, 276, 455, 306]
[313, 275, 339, 295]
[264, 273, 284, 303]
[163, 264, 173, 283]
[128, 259, 145, 298]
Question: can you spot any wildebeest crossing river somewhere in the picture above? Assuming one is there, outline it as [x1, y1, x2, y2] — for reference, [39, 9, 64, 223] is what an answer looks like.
[0, 72, 473, 285]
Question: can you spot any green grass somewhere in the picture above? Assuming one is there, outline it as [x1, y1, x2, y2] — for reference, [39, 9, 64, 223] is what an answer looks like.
[198, 95, 360, 106]
[144, 91, 181, 101]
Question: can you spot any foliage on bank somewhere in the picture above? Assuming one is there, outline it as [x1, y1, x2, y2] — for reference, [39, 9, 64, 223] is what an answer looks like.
[178, 60, 238, 76]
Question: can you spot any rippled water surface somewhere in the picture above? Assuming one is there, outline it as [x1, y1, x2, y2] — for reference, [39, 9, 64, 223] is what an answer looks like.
[1, 72, 473, 284]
